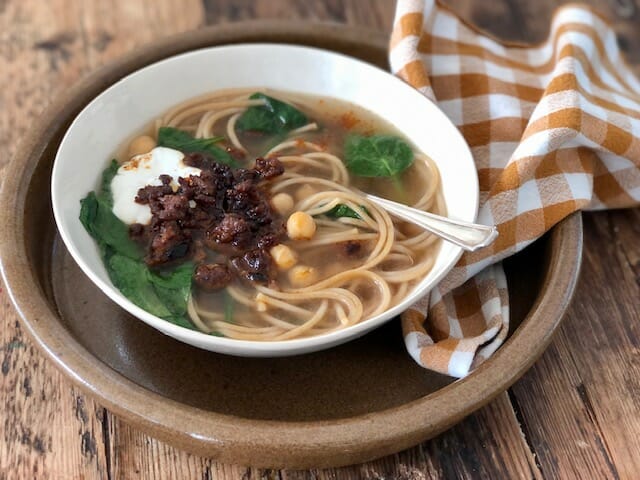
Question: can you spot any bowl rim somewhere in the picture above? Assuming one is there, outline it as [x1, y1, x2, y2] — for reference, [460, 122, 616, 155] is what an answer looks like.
[0, 20, 583, 468]
[49, 41, 479, 356]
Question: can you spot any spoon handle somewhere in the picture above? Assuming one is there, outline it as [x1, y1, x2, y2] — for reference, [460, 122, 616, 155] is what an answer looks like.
[365, 194, 498, 252]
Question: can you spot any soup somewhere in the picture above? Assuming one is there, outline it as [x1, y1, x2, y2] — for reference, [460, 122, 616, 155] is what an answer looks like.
[79, 88, 445, 341]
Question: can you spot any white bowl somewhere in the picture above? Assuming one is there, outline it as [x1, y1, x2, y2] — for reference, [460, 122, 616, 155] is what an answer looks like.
[51, 44, 478, 357]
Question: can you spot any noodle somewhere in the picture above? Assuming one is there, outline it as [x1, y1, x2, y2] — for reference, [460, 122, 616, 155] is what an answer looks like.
[151, 88, 445, 341]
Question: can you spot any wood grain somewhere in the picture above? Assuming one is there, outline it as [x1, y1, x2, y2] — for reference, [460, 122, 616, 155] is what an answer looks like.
[1, 0, 639, 478]
[446, 0, 640, 72]
[280, 393, 540, 480]
[510, 209, 640, 479]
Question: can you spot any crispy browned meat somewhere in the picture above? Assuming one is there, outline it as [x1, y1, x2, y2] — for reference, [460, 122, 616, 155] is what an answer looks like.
[230, 248, 274, 285]
[207, 213, 252, 247]
[147, 221, 189, 266]
[254, 156, 285, 179]
[193, 263, 232, 291]
[132, 152, 286, 286]
[155, 194, 190, 221]
[135, 182, 173, 204]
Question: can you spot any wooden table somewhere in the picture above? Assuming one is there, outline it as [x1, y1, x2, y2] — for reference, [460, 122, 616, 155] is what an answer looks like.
[1, 1, 639, 478]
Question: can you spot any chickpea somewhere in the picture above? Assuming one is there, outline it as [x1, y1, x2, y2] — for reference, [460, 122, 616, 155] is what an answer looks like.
[270, 244, 298, 270]
[294, 184, 316, 201]
[128, 135, 156, 158]
[288, 265, 319, 288]
[255, 293, 268, 312]
[286, 211, 316, 240]
[270, 193, 295, 216]
[256, 301, 268, 312]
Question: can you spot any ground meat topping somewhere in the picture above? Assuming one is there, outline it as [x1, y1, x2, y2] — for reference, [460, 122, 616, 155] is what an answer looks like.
[135, 182, 173, 204]
[155, 194, 190, 221]
[254, 156, 285, 179]
[207, 213, 252, 247]
[193, 263, 232, 291]
[147, 221, 189, 266]
[229, 248, 274, 285]
[132, 153, 286, 285]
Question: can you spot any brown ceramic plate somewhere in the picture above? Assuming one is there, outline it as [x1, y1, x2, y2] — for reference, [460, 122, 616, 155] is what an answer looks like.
[0, 21, 582, 468]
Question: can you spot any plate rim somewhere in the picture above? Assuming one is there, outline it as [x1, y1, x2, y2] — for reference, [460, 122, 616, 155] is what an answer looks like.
[0, 20, 583, 468]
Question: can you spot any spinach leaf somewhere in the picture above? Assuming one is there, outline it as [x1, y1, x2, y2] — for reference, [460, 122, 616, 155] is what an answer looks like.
[147, 262, 194, 317]
[147, 262, 194, 290]
[157, 127, 235, 166]
[79, 191, 99, 232]
[324, 204, 370, 220]
[107, 254, 173, 318]
[236, 93, 307, 134]
[100, 159, 119, 206]
[106, 254, 195, 328]
[79, 192, 142, 260]
[80, 163, 197, 330]
[165, 315, 198, 330]
[344, 134, 413, 177]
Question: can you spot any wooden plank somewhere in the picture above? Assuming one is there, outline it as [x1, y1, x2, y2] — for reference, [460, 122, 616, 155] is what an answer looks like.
[104, 393, 539, 479]
[200, 0, 395, 32]
[0, 0, 200, 478]
[510, 336, 623, 479]
[444, 0, 640, 71]
[0, 317, 108, 479]
[0, 1, 112, 477]
[107, 417, 276, 480]
[282, 393, 540, 480]
[511, 209, 640, 479]
[444, 0, 640, 73]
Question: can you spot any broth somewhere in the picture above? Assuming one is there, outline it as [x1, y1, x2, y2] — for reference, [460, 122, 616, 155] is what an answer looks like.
[85, 88, 445, 341]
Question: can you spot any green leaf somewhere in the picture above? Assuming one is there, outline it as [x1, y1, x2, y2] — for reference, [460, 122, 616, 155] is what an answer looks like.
[236, 93, 307, 134]
[79, 192, 142, 260]
[106, 254, 196, 328]
[99, 159, 119, 206]
[79, 191, 99, 232]
[324, 204, 370, 220]
[147, 262, 194, 290]
[107, 254, 173, 318]
[147, 262, 194, 317]
[165, 315, 198, 330]
[157, 127, 235, 166]
[344, 134, 413, 177]
[80, 163, 196, 330]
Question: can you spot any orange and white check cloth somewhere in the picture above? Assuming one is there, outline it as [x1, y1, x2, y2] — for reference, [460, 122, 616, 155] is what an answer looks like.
[391, 0, 640, 377]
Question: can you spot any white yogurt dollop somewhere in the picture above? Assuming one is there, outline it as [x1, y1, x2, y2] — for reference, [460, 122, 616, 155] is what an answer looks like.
[111, 146, 201, 225]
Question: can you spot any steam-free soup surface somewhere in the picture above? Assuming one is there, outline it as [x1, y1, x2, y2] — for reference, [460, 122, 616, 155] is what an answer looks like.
[80, 88, 444, 341]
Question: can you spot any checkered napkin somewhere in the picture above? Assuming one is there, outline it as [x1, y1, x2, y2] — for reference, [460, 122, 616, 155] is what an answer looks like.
[391, 0, 640, 377]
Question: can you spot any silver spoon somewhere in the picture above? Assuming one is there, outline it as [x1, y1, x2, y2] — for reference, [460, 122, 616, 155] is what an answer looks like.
[365, 194, 498, 252]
